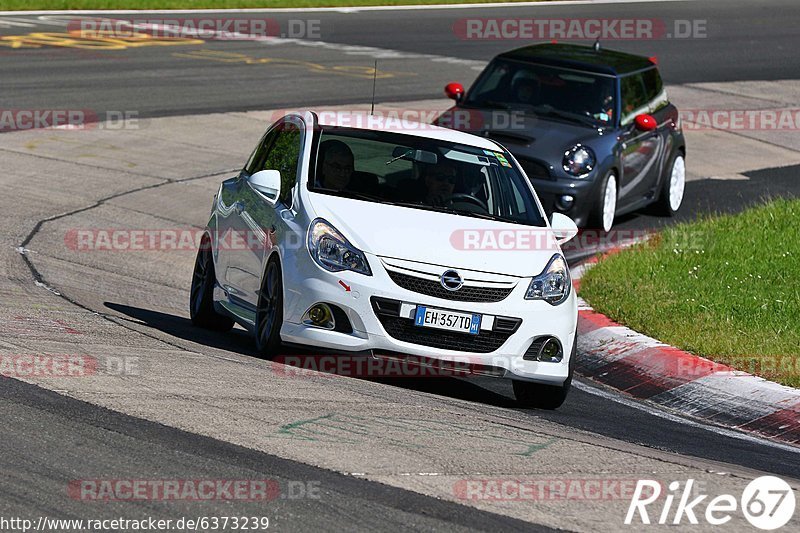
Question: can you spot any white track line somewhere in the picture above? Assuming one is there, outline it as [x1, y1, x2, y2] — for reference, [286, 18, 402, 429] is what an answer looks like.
[574, 380, 800, 454]
[0, 0, 698, 16]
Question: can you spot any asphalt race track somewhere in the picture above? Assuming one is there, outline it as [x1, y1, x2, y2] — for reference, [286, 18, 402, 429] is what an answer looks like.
[1, 1, 800, 531]
[1, 0, 800, 119]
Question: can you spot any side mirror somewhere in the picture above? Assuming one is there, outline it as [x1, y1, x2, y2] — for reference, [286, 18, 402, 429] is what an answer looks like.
[444, 82, 465, 102]
[550, 213, 579, 245]
[249, 169, 281, 204]
[634, 113, 658, 131]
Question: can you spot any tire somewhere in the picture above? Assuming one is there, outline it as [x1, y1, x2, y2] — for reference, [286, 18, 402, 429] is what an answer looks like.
[255, 257, 283, 358]
[655, 152, 686, 216]
[190, 239, 235, 331]
[588, 171, 617, 233]
[512, 331, 577, 410]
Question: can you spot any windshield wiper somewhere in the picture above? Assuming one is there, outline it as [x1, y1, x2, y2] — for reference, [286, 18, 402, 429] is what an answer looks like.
[466, 99, 511, 110]
[315, 188, 386, 203]
[385, 149, 413, 166]
[390, 201, 510, 223]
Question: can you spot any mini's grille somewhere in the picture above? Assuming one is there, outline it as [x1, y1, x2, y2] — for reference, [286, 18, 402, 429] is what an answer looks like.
[386, 270, 513, 303]
[518, 158, 553, 181]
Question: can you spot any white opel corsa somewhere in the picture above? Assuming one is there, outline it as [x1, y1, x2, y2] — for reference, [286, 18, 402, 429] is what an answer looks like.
[191, 111, 580, 408]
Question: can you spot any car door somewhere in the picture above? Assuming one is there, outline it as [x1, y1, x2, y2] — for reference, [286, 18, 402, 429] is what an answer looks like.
[617, 70, 665, 207]
[233, 117, 304, 309]
[216, 126, 280, 304]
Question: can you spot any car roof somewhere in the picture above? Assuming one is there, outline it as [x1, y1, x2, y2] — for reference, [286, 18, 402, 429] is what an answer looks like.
[312, 111, 504, 152]
[497, 42, 655, 76]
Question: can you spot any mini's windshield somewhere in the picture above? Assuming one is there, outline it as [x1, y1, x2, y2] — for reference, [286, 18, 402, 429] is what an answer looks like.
[465, 59, 616, 126]
[309, 127, 546, 227]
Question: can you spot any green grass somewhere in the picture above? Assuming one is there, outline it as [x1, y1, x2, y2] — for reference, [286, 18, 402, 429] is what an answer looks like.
[0, 0, 544, 9]
[579, 198, 800, 388]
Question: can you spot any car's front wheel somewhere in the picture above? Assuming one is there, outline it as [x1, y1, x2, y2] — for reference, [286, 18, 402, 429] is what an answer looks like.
[589, 171, 617, 232]
[255, 257, 283, 357]
[512, 332, 577, 409]
[656, 152, 686, 216]
[190, 241, 234, 331]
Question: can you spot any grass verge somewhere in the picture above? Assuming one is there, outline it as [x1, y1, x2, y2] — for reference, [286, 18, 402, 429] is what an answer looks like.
[0, 0, 543, 10]
[579, 198, 800, 388]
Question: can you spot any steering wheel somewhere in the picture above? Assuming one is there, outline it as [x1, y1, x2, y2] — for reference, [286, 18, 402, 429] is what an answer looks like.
[447, 193, 489, 212]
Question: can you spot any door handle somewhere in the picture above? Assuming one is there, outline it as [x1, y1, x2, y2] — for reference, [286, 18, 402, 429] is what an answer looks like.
[269, 225, 277, 234]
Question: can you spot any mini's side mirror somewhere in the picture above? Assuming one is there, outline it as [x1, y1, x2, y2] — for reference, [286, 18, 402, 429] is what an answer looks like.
[249, 169, 281, 204]
[444, 82, 465, 102]
[634, 113, 658, 131]
[550, 213, 579, 245]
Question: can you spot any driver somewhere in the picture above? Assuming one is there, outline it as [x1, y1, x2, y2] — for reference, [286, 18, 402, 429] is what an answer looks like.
[511, 71, 540, 105]
[423, 162, 458, 205]
[318, 139, 355, 190]
[594, 84, 615, 123]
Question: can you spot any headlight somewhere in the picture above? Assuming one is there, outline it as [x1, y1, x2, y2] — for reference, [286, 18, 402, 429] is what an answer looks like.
[562, 144, 595, 177]
[307, 219, 372, 276]
[525, 254, 570, 305]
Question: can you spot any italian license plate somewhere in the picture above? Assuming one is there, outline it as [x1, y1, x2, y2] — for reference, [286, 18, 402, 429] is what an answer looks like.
[414, 306, 481, 335]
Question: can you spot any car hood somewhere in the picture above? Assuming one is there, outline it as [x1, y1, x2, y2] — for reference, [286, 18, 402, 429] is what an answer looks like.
[435, 106, 606, 158]
[307, 193, 560, 278]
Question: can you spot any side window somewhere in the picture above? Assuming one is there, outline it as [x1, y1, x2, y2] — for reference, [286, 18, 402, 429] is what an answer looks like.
[620, 73, 649, 126]
[244, 129, 278, 176]
[245, 122, 303, 207]
[255, 121, 303, 207]
[642, 68, 668, 112]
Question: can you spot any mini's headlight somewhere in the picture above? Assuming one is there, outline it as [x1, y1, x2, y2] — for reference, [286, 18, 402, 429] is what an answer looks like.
[307, 219, 372, 276]
[525, 254, 570, 305]
[562, 144, 595, 177]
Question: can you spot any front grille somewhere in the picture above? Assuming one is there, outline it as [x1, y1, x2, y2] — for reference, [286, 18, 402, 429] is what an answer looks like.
[377, 315, 513, 353]
[523, 338, 546, 360]
[518, 157, 553, 181]
[371, 297, 520, 354]
[386, 270, 514, 303]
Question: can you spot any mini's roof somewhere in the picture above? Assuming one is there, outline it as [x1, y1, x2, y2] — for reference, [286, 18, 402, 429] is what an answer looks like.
[497, 42, 655, 76]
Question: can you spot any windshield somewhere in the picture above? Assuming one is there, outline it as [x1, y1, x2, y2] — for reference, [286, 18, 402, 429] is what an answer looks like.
[309, 127, 546, 227]
[465, 59, 616, 126]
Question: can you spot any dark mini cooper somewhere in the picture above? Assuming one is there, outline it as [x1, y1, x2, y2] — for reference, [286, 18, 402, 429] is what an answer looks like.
[435, 43, 686, 232]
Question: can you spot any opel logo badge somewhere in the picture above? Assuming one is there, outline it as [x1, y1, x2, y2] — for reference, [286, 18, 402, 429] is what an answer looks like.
[440, 270, 463, 291]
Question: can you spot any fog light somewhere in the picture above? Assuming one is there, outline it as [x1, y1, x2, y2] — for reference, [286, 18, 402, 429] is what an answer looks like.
[557, 195, 575, 211]
[538, 337, 563, 362]
[303, 303, 335, 330]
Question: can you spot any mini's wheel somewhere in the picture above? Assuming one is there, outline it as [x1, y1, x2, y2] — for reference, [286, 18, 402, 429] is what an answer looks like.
[656, 153, 686, 216]
[589, 171, 617, 232]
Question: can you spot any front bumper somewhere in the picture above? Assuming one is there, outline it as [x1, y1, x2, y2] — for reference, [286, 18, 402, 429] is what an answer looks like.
[280, 252, 578, 385]
[531, 176, 599, 229]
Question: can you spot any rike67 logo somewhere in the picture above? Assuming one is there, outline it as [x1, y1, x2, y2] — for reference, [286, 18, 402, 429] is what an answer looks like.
[626, 477, 796, 529]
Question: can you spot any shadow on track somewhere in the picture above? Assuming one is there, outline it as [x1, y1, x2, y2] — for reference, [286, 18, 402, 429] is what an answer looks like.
[103, 301, 517, 408]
